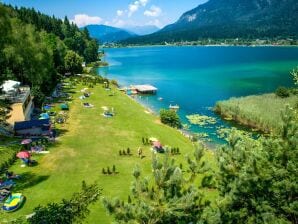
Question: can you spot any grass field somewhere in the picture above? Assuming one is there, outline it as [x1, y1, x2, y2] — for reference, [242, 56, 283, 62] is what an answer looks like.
[215, 93, 298, 133]
[1, 81, 216, 223]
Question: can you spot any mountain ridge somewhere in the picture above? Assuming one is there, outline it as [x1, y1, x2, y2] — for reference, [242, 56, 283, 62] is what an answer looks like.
[84, 24, 137, 43]
[123, 0, 298, 44]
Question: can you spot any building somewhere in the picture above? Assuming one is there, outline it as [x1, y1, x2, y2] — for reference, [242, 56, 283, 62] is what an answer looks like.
[0, 80, 34, 125]
[14, 119, 51, 136]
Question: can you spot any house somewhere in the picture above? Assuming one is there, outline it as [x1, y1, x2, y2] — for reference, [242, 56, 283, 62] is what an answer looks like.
[14, 119, 51, 136]
[0, 80, 34, 125]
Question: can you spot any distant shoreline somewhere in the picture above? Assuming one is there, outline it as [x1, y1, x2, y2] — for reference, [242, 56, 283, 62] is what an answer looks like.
[103, 44, 298, 49]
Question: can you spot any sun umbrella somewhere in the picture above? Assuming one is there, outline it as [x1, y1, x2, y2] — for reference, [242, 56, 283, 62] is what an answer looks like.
[153, 141, 162, 148]
[39, 113, 50, 120]
[17, 151, 31, 159]
[21, 139, 32, 145]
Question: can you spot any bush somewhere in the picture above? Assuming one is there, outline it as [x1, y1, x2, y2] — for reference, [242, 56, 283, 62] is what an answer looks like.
[160, 109, 182, 128]
[0, 146, 18, 173]
[275, 86, 290, 98]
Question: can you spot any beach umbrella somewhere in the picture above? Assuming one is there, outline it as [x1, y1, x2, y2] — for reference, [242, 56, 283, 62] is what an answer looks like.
[21, 139, 32, 145]
[16, 151, 31, 159]
[153, 141, 162, 148]
[39, 113, 50, 120]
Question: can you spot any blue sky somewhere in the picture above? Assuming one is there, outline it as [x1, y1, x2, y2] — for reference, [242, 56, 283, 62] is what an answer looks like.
[2, 0, 207, 28]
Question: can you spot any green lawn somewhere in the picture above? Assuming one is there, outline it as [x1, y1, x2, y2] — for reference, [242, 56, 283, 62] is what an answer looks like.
[1, 82, 216, 223]
[215, 93, 298, 133]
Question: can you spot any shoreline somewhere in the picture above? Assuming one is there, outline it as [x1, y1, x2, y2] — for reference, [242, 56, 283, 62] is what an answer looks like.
[103, 44, 298, 49]
[122, 92, 220, 150]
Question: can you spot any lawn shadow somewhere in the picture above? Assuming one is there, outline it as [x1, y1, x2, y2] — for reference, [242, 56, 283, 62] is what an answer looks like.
[55, 128, 69, 137]
[13, 172, 49, 191]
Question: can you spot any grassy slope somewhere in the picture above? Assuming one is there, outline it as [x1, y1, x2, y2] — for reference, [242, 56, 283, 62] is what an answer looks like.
[215, 93, 298, 132]
[1, 82, 216, 223]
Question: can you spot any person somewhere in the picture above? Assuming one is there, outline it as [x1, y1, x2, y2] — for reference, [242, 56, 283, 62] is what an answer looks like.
[5, 171, 20, 180]
[138, 147, 142, 158]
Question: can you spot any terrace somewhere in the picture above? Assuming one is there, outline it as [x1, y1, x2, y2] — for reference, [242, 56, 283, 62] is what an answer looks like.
[0, 81, 31, 104]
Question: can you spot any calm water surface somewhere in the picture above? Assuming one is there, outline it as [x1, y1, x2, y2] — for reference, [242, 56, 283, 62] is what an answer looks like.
[98, 46, 298, 144]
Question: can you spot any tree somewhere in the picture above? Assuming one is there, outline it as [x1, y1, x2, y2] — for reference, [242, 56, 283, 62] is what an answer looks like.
[214, 106, 298, 224]
[160, 109, 182, 128]
[84, 39, 99, 63]
[0, 4, 12, 83]
[28, 181, 101, 224]
[64, 50, 83, 74]
[103, 145, 212, 224]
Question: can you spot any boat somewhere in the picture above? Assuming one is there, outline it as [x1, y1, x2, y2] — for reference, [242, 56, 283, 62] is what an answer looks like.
[169, 104, 180, 110]
[158, 97, 163, 101]
[2, 193, 25, 212]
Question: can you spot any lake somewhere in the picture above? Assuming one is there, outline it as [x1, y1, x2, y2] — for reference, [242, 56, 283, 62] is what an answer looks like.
[98, 46, 298, 144]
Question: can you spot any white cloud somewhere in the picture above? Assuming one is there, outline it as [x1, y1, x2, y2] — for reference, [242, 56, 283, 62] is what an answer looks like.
[71, 14, 102, 27]
[128, 0, 149, 17]
[144, 5, 162, 17]
[128, 3, 139, 17]
[139, 0, 148, 6]
[117, 10, 124, 17]
[146, 19, 162, 28]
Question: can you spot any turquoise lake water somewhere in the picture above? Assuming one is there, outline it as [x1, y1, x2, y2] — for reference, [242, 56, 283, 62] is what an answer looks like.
[98, 46, 298, 144]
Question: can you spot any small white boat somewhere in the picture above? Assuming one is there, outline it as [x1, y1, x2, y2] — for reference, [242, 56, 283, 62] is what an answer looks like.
[158, 97, 163, 101]
[169, 104, 180, 110]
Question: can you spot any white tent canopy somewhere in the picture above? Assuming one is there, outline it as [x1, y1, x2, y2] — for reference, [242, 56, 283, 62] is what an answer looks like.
[1, 80, 20, 93]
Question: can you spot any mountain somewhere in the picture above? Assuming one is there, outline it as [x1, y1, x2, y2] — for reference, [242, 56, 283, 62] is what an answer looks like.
[123, 0, 298, 44]
[84, 25, 137, 43]
[124, 25, 160, 35]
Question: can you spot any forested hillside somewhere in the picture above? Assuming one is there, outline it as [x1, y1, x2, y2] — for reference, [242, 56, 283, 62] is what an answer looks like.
[123, 0, 298, 44]
[0, 4, 99, 104]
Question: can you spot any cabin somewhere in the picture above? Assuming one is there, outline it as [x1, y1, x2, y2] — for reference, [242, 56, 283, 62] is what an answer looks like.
[14, 119, 51, 137]
[0, 80, 34, 126]
[133, 85, 158, 94]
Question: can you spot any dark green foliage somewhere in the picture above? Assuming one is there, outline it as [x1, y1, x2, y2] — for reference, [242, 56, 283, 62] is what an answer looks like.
[112, 165, 116, 173]
[275, 86, 290, 98]
[103, 145, 212, 223]
[0, 3, 98, 105]
[119, 150, 122, 156]
[102, 168, 106, 174]
[214, 107, 298, 224]
[0, 99, 11, 125]
[31, 86, 46, 106]
[142, 137, 145, 145]
[122, 150, 126, 155]
[28, 181, 101, 224]
[0, 145, 18, 173]
[107, 166, 111, 174]
[64, 50, 83, 75]
[126, 147, 130, 155]
[160, 109, 182, 128]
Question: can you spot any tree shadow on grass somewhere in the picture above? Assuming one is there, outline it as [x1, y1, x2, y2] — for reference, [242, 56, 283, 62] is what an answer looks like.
[13, 172, 49, 191]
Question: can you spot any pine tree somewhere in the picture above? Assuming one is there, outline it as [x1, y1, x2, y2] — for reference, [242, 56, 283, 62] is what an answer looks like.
[103, 145, 212, 223]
